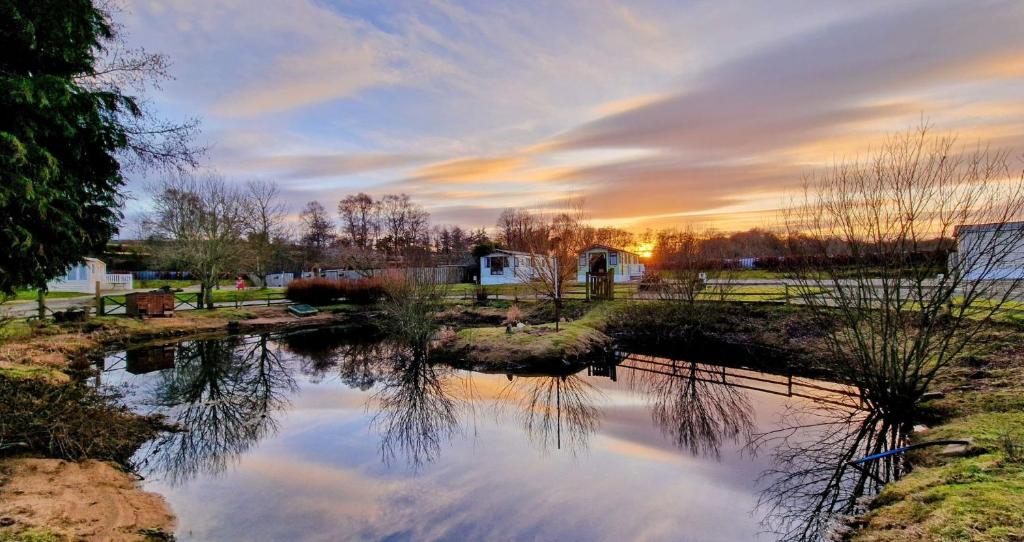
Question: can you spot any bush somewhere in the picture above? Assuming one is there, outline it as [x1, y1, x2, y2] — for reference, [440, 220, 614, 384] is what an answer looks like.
[285, 277, 387, 306]
[285, 278, 345, 305]
[340, 277, 387, 305]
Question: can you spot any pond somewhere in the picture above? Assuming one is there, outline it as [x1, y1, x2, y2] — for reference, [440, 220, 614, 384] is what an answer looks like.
[96, 328, 905, 541]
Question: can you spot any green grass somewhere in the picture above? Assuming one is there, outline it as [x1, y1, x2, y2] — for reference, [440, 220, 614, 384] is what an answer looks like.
[9, 289, 87, 301]
[0, 528, 67, 542]
[0, 364, 69, 382]
[101, 288, 284, 306]
[856, 412, 1024, 542]
[134, 279, 198, 289]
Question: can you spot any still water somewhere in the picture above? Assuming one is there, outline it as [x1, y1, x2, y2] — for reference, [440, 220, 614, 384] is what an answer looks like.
[97, 329, 895, 541]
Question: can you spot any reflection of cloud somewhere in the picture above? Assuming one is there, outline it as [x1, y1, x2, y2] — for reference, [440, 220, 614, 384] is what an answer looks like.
[600, 435, 684, 464]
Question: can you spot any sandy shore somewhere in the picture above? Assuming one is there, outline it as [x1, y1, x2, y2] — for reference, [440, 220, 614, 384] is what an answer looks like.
[0, 458, 174, 541]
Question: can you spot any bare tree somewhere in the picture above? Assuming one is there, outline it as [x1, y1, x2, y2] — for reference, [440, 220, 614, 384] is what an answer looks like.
[337, 192, 379, 249]
[146, 173, 250, 308]
[299, 201, 335, 266]
[515, 203, 590, 330]
[82, 1, 204, 172]
[244, 180, 287, 287]
[377, 194, 430, 257]
[785, 126, 1024, 411]
[496, 208, 543, 251]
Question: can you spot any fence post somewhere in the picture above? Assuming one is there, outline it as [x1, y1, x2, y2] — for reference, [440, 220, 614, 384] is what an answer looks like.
[95, 281, 102, 315]
[37, 289, 45, 320]
[784, 284, 790, 304]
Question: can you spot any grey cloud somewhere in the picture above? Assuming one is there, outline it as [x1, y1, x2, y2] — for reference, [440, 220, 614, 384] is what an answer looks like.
[556, 1, 1024, 155]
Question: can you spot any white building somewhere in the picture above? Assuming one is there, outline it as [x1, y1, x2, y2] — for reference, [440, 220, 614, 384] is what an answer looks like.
[479, 250, 554, 286]
[953, 221, 1024, 280]
[265, 272, 296, 288]
[46, 258, 133, 293]
[577, 244, 645, 283]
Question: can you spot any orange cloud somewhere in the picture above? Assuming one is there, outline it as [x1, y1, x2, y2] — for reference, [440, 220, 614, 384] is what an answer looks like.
[412, 157, 526, 184]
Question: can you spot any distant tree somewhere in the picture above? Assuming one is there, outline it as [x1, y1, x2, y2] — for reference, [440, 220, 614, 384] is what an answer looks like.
[146, 174, 249, 308]
[433, 225, 475, 264]
[471, 241, 500, 260]
[0, 0, 201, 294]
[377, 194, 430, 257]
[496, 208, 542, 251]
[337, 192, 379, 249]
[243, 180, 287, 287]
[299, 201, 335, 266]
[587, 227, 635, 250]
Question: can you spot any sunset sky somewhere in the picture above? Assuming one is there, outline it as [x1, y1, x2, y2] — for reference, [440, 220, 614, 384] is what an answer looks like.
[119, 0, 1024, 232]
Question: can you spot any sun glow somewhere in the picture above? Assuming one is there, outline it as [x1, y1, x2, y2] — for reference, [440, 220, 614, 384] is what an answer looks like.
[634, 242, 655, 259]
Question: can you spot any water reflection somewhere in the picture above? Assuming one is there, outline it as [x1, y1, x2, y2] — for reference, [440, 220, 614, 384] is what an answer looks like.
[623, 356, 754, 458]
[500, 374, 601, 454]
[132, 335, 296, 485]
[102, 331, 920, 541]
[753, 404, 909, 541]
[372, 347, 463, 467]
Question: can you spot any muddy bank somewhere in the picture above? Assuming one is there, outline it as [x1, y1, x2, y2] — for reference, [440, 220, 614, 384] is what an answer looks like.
[0, 458, 174, 541]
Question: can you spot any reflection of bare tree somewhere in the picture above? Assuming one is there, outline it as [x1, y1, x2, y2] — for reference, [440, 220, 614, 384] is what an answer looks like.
[136, 335, 296, 485]
[752, 403, 908, 542]
[627, 359, 754, 459]
[371, 347, 462, 468]
[501, 374, 601, 455]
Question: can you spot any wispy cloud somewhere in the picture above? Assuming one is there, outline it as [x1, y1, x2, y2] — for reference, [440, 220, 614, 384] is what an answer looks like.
[118, 0, 1024, 230]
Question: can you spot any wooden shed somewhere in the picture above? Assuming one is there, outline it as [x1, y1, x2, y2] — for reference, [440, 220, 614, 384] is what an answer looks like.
[125, 292, 176, 317]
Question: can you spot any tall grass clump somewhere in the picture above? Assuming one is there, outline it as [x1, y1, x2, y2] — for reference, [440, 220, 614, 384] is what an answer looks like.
[0, 376, 161, 463]
[380, 277, 449, 352]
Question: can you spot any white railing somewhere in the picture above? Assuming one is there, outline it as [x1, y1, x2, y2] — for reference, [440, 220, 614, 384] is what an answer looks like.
[104, 273, 134, 290]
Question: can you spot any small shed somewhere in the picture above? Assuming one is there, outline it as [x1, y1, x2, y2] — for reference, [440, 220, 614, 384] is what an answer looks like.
[126, 291, 176, 317]
[479, 250, 554, 285]
[952, 221, 1024, 280]
[577, 244, 646, 283]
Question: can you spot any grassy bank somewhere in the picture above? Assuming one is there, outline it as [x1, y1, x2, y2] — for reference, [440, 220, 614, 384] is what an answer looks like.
[849, 324, 1024, 541]
[601, 300, 1024, 541]
[433, 302, 614, 370]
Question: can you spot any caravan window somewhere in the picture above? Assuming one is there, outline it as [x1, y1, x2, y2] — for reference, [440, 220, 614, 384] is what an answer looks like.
[490, 256, 509, 275]
[609, 252, 618, 266]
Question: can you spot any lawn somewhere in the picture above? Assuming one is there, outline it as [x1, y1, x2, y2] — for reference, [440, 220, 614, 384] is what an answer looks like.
[100, 288, 285, 306]
[8, 290, 88, 302]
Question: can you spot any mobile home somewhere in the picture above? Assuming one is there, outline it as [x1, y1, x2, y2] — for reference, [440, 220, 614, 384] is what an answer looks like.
[46, 258, 133, 293]
[952, 221, 1024, 280]
[577, 244, 645, 283]
[479, 250, 554, 286]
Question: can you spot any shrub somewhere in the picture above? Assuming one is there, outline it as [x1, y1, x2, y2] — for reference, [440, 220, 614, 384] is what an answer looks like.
[285, 277, 387, 306]
[285, 278, 346, 305]
[339, 277, 387, 305]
